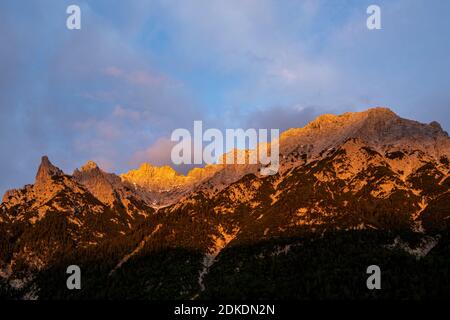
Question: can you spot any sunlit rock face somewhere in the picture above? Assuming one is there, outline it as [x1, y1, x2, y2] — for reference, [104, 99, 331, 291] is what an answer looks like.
[35, 156, 64, 184]
[73, 161, 113, 205]
[121, 163, 192, 191]
[279, 107, 449, 167]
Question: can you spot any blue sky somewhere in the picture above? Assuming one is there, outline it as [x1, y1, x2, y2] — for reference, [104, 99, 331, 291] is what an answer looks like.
[1, 0, 450, 195]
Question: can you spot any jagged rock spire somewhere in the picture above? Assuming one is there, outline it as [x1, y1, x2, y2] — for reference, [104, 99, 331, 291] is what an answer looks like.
[35, 156, 63, 183]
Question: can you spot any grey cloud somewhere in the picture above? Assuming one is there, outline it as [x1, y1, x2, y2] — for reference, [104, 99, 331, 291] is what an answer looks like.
[0, 1, 204, 196]
[245, 105, 327, 133]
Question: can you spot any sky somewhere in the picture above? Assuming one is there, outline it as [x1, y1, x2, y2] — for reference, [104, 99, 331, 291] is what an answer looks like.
[0, 0, 450, 195]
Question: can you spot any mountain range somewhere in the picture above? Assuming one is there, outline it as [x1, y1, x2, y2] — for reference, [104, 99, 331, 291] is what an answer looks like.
[1, 107, 450, 300]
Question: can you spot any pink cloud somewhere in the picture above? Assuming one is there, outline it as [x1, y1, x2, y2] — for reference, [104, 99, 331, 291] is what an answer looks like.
[104, 66, 168, 88]
[113, 105, 141, 121]
[104, 66, 123, 77]
[127, 71, 167, 87]
[130, 137, 176, 167]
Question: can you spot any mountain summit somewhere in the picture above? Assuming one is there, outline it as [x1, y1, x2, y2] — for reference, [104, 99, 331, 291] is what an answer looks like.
[279, 107, 449, 170]
[121, 163, 190, 191]
[35, 156, 63, 184]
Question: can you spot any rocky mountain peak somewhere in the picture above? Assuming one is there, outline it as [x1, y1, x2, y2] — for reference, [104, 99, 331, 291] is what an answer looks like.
[429, 121, 448, 135]
[121, 163, 189, 191]
[35, 156, 64, 183]
[365, 106, 397, 117]
[80, 160, 100, 172]
[305, 107, 396, 130]
[280, 107, 450, 162]
[143, 163, 177, 175]
[73, 161, 103, 180]
[72, 161, 123, 206]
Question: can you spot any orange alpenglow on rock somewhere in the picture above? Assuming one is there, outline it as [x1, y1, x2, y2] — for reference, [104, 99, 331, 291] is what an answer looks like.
[35, 156, 64, 184]
[120, 163, 190, 191]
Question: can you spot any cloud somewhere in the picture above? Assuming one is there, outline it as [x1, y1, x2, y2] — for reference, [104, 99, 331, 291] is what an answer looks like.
[103, 66, 171, 88]
[157, 0, 339, 96]
[0, 0, 204, 194]
[130, 137, 201, 175]
[112, 105, 140, 121]
[130, 137, 175, 167]
[245, 105, 326, 133]
[104, 66, 123, 77]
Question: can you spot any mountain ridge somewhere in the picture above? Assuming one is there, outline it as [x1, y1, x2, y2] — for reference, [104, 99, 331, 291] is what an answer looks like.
[4, 106, 448, 207]
[2, 106, 450, 300]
